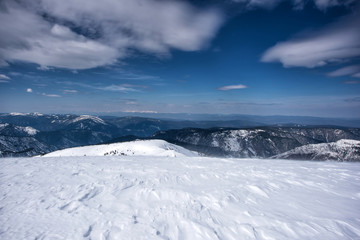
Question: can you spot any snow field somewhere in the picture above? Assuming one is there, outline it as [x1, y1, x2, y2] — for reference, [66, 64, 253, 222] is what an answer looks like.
[1, 156, 360, 240]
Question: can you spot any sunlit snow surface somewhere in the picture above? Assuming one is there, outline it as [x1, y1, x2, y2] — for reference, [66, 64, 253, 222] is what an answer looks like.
[1, 157, 360, 239]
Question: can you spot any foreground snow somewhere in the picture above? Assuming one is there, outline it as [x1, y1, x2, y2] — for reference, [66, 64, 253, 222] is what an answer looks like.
[1, 156, 360, 240]
[42, 140, 199, 157]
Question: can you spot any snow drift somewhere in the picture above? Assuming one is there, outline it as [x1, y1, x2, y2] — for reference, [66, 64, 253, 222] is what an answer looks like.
[42, 139, 199, 157]
[0, 156, 359, 239]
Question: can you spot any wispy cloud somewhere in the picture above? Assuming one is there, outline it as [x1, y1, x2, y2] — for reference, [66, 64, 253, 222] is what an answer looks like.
[344, 97, 360, 102]
[0, 74, 10, 80]
[328, 65, 360, 77]
[261, 7, 360, 68]
[63, 89, 78, 94]
[217, 84, 248, 90]
[231, 0, 357, 11]
[113, 73, 159, 81]
[343, 80, 360, 84]
[42, 93, 61, 98]
[26, 88, 33, 93]
[97, 85, 140, 92]
[0, 74, 10, 82]
[59, 81, 147, 93]
[0, 0, 223, 70]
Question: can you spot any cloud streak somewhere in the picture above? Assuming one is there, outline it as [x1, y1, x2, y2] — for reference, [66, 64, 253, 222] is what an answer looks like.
[217, 84, 248, 90]
[328, 65, 360, 77]
[261, 7, 360, 68]
[0, 73, 10, 82]
[343, 80, 360, 84]
[231, 0, 357, 10]
[42, 93, 61, 97]
[63, 89, 78, 94]
[0, 74, 10, 80]
[0, 0, 223, 70]
[59, 81, 147, 93]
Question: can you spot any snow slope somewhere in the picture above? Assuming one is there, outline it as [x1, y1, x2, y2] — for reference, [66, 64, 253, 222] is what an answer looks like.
[273, 139, 360, 161]
[1, 156, 359, 239]
[42, 140, 199, 157]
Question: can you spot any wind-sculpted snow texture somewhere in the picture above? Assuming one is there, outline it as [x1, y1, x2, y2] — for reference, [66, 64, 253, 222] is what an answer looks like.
[1, 156, 360, 239]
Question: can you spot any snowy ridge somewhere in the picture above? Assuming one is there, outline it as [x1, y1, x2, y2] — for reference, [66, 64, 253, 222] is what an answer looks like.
[22, 126, 39, 135]
[0, 123, 9, 128]
[154, 127, 360, 158]
[69, 115, 106, 125]
[273, 139, 360, 161]
[9, 112, 26, 116]
[1, 157, 359, 239]
[211, 129, 265, 151]
[42, 140, 199, 157]
[0, 124, 38, 136]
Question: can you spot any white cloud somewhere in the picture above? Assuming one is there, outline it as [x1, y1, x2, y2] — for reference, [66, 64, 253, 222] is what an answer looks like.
[217, 84, 248, 90]
[97, 85, 140, 92]
[352, 72, 360, 78]
[312, 0, 356, 10]
[42, 93, 61, 97]
[0, 74, 10, 80]
[328, 65, 360, 77]
[231, 0, 357, 10]
[261, 9, 360, 68]
[60, 81, 148, 92]
[26, 88, 33, 93]
[63, 89, 78, 94]
[0, 0, 223, 70]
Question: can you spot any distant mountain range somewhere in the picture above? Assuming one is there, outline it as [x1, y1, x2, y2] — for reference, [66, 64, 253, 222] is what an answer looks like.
[96, 112, 360, 128]
[0, 113, 265, 157]
[1, 113, 359, 160]
[152, 127, 360, 160]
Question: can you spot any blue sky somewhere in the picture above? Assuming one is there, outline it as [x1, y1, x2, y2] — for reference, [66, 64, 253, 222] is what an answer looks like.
[0, 0, 359, 117]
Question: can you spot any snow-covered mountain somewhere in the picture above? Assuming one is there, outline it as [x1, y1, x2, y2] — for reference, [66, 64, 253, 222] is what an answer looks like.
[272, 139, 360, 161]
[0, 123, 38, 136]
[1, 112, 360, 159]
[154, 127, 360, 158]
[42, 140, 199, 157]
[0, 124, 54, 157]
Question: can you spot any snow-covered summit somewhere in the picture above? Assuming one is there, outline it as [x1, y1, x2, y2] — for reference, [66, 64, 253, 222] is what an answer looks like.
[69, 115, 106, 125]
[42, 140, 199, 157]
[0, 124, 38, 136]
[272, 139, 360, 161]
[22, 126, 39, 135]
[8, 112, 26, 116]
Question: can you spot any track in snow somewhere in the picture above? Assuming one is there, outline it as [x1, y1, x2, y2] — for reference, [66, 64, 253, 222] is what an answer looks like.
[1, 156, 360, 239]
